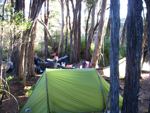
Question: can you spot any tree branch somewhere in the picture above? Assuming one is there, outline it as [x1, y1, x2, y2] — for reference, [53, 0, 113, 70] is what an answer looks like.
[37, 18, 52, 40]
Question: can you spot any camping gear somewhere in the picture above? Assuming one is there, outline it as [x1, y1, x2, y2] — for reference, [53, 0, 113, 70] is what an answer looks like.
[20, 69, 122, 113]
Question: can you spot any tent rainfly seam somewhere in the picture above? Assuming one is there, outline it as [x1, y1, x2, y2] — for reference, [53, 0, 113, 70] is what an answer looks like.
[45, 72, 51, 113]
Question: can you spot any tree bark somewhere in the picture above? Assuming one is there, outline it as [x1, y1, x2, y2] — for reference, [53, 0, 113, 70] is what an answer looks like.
[65, 0, 69, 53]
[144, 0, 150, 62]
[27, 22, 37, 77]
[44, 0, 50, 59]
[18, 32, 26, 80]
[26, 0, 46, 79]
[110, 0, 120, 113]
[148, 99, 150, 113]
[0, 0, 6, 76]
[18, 0, 45, 83]
[70, 0, 82, 63]
[120, 18, 127, 45]
[15, 0, 24, 12]
[85, 2, 96, 61]
[91, 0, 107, 67]
[0, 32, 3, 79]
[84, 6, 92, 58]
[122, 0, 143, 113]
[15, 0, 25, 80]
[58, 0, 65, 56]
[77, 0, 82, 60]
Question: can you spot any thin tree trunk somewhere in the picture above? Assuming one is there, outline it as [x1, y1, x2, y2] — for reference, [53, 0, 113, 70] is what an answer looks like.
[69, 0, 74, 63]
[91, 0, 107, 67]
[18, 32, 26, 80]
[110, 0, 120, 113]
[0, 32, 3, 80]
[148, 99, 150, 113]
[84, 6, 92, 58]
[0, 0, 6, 76]
[15, 0, 24, 11]
[77, 0, 82, 60]
[85, 2, 96, 60]
[58, 0, 65, 56]
[28, 23, 37, 77]
[70, 0, 82, 63]
[122, 0, 143, 113]
[21, 0, 45, 83]
[15, 0, 25, 80]
[44, 0, 50, 59]
[141, 18, 148, 66]
[120, 18, 127, 45]
[72, 7, 78, 62]
[144, 0, 150, 62]
[9, 0, 20, 77]
[65, 0, 69, 53]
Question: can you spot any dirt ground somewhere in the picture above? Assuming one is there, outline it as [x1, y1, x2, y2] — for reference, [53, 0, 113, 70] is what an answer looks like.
[139, 73, 150, 113]
[0, 72, 150, 113]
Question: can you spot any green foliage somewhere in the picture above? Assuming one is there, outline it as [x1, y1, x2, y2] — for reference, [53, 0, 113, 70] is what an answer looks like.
[25, 84, 35, 97]
[99, 37, 126, 66]
[5, 4, 12, 13]
[80, 35, 95, 59]
[100, 37, 110, 66]
[0, 12, 32, 36]
[6, 75, 14, 83]
[12, 11, 32, 30]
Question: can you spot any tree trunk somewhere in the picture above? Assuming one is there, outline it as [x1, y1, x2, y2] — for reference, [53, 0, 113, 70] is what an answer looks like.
[144, 0, 150, 62]
[0, 33, 3, 79]
[65, 0, 69, 53]
[122, 0, 143, 113]
[28, 23, 37, 77]
[58, 0, 65, 56]
[141, 18, 148, 66]
[110, 0, 120, 113]
[70, 0, 82, 63]
[77, 0, 82, 60]
[18, 0, 45, 83]
[15, 0, 24, 11]
[44, 0, 50, 59]
[14, 0, 25, 80]
[18, 32, 26, 80]
[84, 6, 92, 58]
[120, 18, 127, 45]
[91, 0, 107, 67]
[26, 0, 46, 79]
[67, 0, 73, 62]
[148, 99, 150, 113]
[85, 2, 96, 61]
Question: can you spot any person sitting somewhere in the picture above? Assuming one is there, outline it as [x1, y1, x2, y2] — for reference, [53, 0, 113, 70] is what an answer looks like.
[34, 55, 46, 74]
[57, 55, 69, 66]
[34, 65, 45, 74]
[6, 60, 14, 73]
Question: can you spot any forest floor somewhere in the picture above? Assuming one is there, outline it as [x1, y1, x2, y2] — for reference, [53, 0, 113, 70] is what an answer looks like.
[0, 71, 150, 113]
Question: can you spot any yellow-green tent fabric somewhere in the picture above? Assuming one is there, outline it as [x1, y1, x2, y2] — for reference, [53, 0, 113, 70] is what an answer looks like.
[20, 69, 122, 113]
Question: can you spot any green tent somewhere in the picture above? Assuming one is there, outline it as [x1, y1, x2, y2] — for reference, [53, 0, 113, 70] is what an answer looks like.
[20, 69, 122, 113]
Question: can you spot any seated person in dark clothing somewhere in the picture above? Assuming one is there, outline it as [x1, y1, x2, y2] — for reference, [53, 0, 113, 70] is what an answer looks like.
[34, 55, 46, 74]
[34, 55, 44, 66]
[57, 55, 69, 66]
[45, 60, 56, 68]
[34, 65, 45, 74]
[6, 61, 14, 73]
